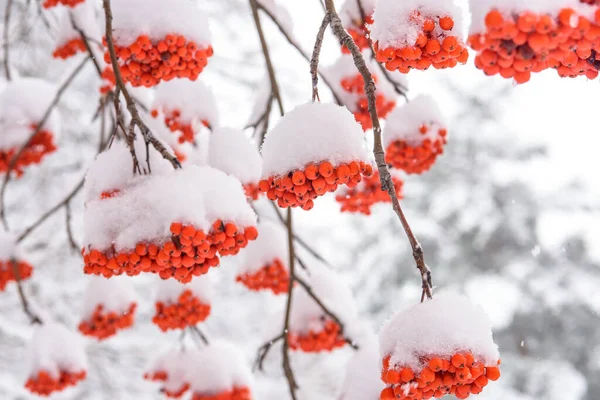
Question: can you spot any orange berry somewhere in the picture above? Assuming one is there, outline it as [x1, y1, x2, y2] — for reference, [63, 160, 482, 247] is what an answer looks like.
[486, 366, 501, 381]
[485, 10, 504, 29]
[439, 16, 454, 31]
[451, 354, 466, 368]
[318, 161, 334, 177]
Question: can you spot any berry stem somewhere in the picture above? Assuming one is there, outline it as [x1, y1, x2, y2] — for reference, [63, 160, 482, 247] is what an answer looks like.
[11, 259, 42, 324]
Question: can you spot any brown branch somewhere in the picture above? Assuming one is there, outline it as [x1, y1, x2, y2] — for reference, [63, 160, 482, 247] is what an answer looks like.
[71, 16, 103, 77]
[310, 13, 331, 102]
[3, 0, 13, 80]
[11, 259, 42, 324]
[65, 201, 78, 251]
[282, 208, 299, 396]
[190, 326, 209, 346]
[254, 332, 284, 371]
[323, 0, 432, 301]
[0, 55, 90, 230]
[102, 0, 181, 171]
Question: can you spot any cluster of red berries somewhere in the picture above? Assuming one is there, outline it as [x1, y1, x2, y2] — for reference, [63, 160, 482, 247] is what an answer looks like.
[243, 183, 261, 201]
[336, 170, 404, 215]
[150, 108, 210, 144]
[103, 34, 213, 88]
[42, 0, 83, 8]
[152, 289, 211, 331]
[380, 353, 501, 400]
[343, 14, 374, 54]
[83, 221, 258, 282]
[375, 14, 468, 73]
[53, 38, 86, 60]
[385, 124, 447, 174]
[78, 303, 137, 340]
[144, 370, 189, 398]
[259, 160, 374, 210]
[341, 74, 395, 131]
[25, 370, 87, 396]
[469, 8, 600, 83]
[0, 128, 57, 178]
[191, 386, 252, 400]
[236, 258, 289, 295]
[100, 67, 116, 95]
[288, 320, 346, 353]
[0, 259, 33, 291]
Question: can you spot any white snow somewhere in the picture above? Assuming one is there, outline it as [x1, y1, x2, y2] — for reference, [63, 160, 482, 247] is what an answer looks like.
[379, 292, 500, 370]
[340, 0, 376, 27]
[383, 94, 447, 148]
[0, 229, 22, 260]
[258, 0, 294, 33]
[55, 2, 101, 48]
[338, 330, 384, 400]
[81, 276, 137, 319]
[0, 78, 60, 149]
[465, 276, 521, 330]
[370, 0, 466, 49]
[145, 350, 189, 395]
[27, 323, 87, 379]
[111, 0, 211, 48]
[152, 80, 219, 129]
[239, 220, 288, 274]
[246, 75, 272, 127]
[261, 102, 370, 178]
[207, 128, 262, 186]
[156, 275, 213, 304]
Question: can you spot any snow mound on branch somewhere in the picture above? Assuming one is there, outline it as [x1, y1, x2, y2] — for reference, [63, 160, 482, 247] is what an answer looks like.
[0, 229, 25, 260]
[338, 330, 384, 400]
[340, 0, 376, 26]
[152, 80, 219, 128]
[261, 102, 370, 178]
[55, 2, 101, 47]
[240, 220, 288, 274]
[383, 94, 446, 148]
[289, 266, 359, 335]
[146, 350, 189, 394]
[156, 275, 213, 304]
[0, 78, 60, 149]
[187, 341, 253, 394]
[379, 292, 500, 370]
[208, 128, 262, 186]
[27, 323, 87, 378]
[370, 0, 466, 48]
[111, 0, 211, 48]
[81, 276, 136, 319]
[258, 0, 294, 33]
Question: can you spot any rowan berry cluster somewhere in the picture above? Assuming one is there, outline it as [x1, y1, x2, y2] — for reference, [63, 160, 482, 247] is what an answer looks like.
[341, 74, 395, 131]
[42, 0, 84, 8]
[385, 124, 447, 174]
[0, 259, 33, 291]
[469, 8, 600, 83]
[343, 14, 374, 54]
[191, 386, 252, 400]
[336, 170, 404, 215]
[375, 14, 468, 73]
[78, 303, 137, 340]
[236, 258, 289, 295]
[259, 160, 374, 210]
[150, 108, 210, 144]
[25, 370, 87, 397]
[83, 221, 258, 282]
[52, 38, 86, 60]
[380, 353, 501, 400]
[144, 370, 189, 398]
[103, 34, 213, 88]
[152, 289, 211, 331]
[0, 128, 57, 178]
[288, 320, 346, 353]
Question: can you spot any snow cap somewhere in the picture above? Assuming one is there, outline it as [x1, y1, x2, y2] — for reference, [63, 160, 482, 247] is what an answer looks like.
[240, 220, 288, 274]
[81, 276, 137, 319]
[208, 128, 262, 186]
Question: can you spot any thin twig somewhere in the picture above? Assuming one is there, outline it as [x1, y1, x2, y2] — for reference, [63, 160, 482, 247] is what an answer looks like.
[282, 208, 299, 396]
[190, 326, 210, 346]
[71, 16, 103, 77]
[310, 13, 331, 101]
[65, 201, 78, 251]
[323, 0, 432, 301]
[3, 0, 13, 80]
[11, 259, 42, 324]
[254, 333, 284, 371]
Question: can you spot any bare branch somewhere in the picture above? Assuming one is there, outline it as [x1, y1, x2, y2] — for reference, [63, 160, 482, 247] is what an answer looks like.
[254, 333, 285, 371]
[71, 16, 103, 77]
[310, 13, 331, 102]
[190, 326, 210, 346]
[282, 208, 299, 396]
[65, 201, 78, 251]
[3, 0, 13, 80]
[11, 259, 42, 324]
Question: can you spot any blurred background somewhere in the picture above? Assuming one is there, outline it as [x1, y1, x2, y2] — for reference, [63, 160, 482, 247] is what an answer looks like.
[0, 0, 599, 399]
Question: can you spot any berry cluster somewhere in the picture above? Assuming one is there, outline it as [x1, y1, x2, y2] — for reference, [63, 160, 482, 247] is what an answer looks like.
[152, 289, 211, 331]
[53, 38, 86, 60]
[375, 14, 468, 73]
[191, 387, 252, 400]
[78, 303, 137, 340]
[0, 259, 33, 291]
[25, 370, 87, 396]
[385, 124, 447, 174]
[259, 160, 374, 210]
[0, 128, 57, 178]
[343, 14, 374, 54]
[469, 8, 600, 83]
[104, 35, 213, 88]
[42, 0, 84, 8]
[150, 108, 210, 144]
[236, 258, 289, 295]
[243, 183, 261, 201]
[288, 320, 346, 353]
[83, 222, 257, 282]
[336, 170, 404, 215]
[144, 370, 190, 398]
[100, 67, 116, 95]
[380, 353, 501, 400]
[341, 74, 395, 131]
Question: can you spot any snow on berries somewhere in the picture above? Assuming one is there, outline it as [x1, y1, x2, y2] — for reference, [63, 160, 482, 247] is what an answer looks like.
[25, 323, 87, 396]
[339, 331, 384, 400]
[236, 221, 289, 295]
[153, 277, 212, 332]
[288, 267, 358, 353]
[106, 0, 213, 87]
[340, 0, 376, 54]
[336, 170, 404, 215]
[379, 293, 501, 400]
[208, 128, 262, 201]
[151, 80, 219, 144]
[327, 54, 400, 131]
[371, 0, 468, 73]
[144, 350, 192, 398]
[52, 4, 100, 60]
[468, 1, 600, 83]
[78, 276, 137, 340]
[0, 78, 59, 177]
[259, 102, 373, 210]
[383, 95, 447, 175]
[0, 230, 33, 291]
